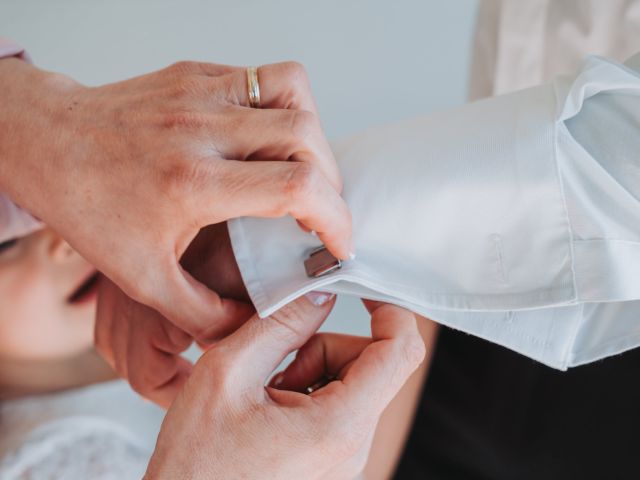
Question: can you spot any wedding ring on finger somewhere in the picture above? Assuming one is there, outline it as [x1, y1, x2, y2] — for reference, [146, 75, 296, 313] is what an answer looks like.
[246, 66, 261, 108]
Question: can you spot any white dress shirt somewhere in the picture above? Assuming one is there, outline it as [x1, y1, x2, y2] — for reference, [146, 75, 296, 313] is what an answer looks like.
[229, 54, 640, 370]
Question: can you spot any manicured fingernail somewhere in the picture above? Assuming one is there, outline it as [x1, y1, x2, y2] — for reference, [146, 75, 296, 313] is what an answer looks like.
[305, 291, 335, 306]
[272, 372, 285, 387]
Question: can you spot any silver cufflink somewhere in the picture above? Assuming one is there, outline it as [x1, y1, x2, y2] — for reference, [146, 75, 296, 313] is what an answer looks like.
[304, 246, 342, 278]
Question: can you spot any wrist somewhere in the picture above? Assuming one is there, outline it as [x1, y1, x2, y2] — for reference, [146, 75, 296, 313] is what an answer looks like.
[0, 57, 82, 211]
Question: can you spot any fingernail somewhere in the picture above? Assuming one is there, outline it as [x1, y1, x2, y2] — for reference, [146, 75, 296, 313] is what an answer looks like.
[310, 230, 317, 237]
[305, 291, 335, 306]
[272, 372, 285, 387]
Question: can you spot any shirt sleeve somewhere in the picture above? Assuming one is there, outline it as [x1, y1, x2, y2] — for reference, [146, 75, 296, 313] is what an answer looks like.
[228, 54, 640, 370]
[0, 38, 42, 242]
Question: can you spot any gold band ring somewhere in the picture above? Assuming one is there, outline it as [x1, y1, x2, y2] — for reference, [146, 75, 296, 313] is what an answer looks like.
[246, 66, 261, 108]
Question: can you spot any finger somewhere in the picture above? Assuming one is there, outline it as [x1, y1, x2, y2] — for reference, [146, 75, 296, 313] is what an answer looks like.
[316, 305, 425, 418]
[110, 304, 131, 379]
[128, 341, 193, 409]
[207, 160, 352, 260]
[219, 107, 341, 192]
[165, 61, 340, 190]
[144, 356, 192, 409]
[225, 61, 319, 115]
[147, 260, 255, 343]
[361, 298, 386, 314]
[96, 279, 196, 409]
[270, 333, 370, 393]
[106, 289, 138, 381]
[215, 292, 336, 387]
[94, 279, 119, 368]
[126, 309, 194, 409]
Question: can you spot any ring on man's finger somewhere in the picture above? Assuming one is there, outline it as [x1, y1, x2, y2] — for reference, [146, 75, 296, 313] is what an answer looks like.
[246, 66, 261, 108]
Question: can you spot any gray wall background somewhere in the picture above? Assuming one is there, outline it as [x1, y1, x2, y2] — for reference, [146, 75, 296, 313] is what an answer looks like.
[1, 0, 479, 337]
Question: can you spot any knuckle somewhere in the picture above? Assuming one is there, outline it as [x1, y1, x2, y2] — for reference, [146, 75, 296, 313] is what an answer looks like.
[288, 110, 317, 142]
[283, 163, 319, 202]
[167, 60, 201, 75]
[280, 61, 310, 87]
[276, 61, 312, 108]
[157, 156, 212, 200]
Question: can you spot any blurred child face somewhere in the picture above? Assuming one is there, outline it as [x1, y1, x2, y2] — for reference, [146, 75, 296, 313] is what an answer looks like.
[0, 229, 99, 361]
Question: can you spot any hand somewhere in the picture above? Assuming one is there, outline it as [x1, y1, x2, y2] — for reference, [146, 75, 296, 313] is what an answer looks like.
[269, 299, 426, 479]
[144, 297, 426, 480]
[95, 223, 254, 408]
[0, 57, 352, 337]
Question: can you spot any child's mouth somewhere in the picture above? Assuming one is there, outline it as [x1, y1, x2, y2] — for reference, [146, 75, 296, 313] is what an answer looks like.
[67, 271, 101, 305]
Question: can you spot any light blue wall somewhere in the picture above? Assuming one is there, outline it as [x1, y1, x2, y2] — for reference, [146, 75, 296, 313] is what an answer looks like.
[1, 0, 479, 336]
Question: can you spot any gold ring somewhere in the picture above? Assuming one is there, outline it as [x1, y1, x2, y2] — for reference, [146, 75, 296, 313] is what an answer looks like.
[246, 66, 261, 108]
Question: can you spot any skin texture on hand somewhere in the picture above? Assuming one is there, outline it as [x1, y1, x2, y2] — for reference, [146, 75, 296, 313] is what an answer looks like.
[144, 297, 426, 480]
[0, 57, 352, 344]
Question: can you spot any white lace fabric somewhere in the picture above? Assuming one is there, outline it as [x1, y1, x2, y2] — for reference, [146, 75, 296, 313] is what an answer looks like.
[0, 380, 164, 480]
[0, 417, 149, 480]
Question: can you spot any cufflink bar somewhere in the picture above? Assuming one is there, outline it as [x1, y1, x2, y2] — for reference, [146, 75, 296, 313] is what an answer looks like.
[304, 247, 342, 278]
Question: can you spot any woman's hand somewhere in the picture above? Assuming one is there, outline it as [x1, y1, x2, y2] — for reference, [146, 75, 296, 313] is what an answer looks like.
[0, 57, 351, 337]
[144, 297, 425, 479]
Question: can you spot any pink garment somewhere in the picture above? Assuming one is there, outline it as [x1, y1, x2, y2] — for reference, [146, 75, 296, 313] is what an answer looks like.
[0, 36, 32, 62]
[0, 37, 42, 242]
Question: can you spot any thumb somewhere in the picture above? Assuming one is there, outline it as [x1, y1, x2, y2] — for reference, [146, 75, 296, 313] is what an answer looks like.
[223, 291, 336, 386]
[270, 333, 370, 393]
